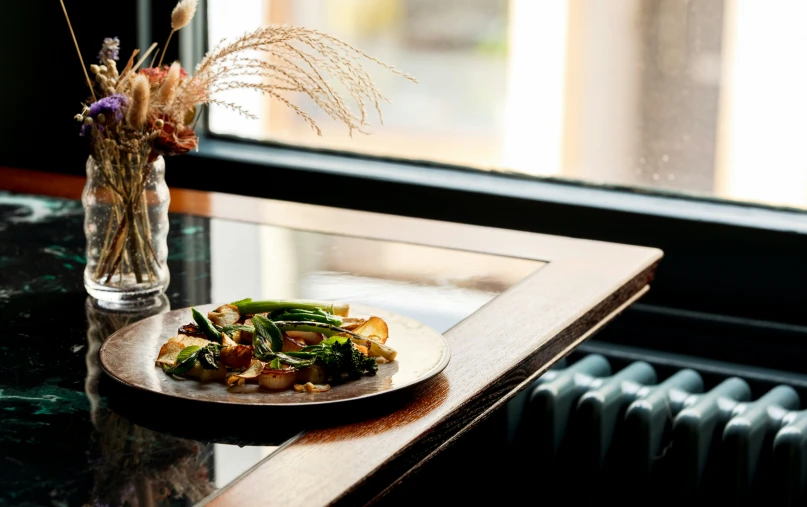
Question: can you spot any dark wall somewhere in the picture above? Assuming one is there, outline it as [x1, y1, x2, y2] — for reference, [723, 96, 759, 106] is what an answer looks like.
[0, 2, 140, 171]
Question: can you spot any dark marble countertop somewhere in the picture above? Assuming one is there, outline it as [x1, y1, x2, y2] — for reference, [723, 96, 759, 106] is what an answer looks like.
[1, 194, 223, 507]
[0, 191, 541, 507]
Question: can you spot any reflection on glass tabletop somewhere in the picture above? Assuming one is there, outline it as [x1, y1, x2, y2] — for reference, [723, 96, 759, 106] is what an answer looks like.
[0, 193, 542, 507]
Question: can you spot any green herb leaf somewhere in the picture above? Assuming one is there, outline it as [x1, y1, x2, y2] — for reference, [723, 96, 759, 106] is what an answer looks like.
[322, 336, 350, 346]
[252, 315, 283, 360]
[260, 351, 317, 368]
[219, 324, 255, 335]
[288, 338, 376, 382]
[176, 345, 201, 364]
[269, 357, 282, 369]
[253, 334, 272, 360]
[162, 345, 201, 375]
[199, 343, 222, 370]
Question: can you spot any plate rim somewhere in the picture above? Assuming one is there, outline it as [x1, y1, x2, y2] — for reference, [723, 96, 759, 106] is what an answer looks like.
[98, 302, 451, 407]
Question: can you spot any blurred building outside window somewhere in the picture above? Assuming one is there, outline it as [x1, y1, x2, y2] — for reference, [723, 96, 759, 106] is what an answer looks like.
[206, 0, 807, 210]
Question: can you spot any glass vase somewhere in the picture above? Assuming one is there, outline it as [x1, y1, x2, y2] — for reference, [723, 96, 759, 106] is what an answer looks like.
[82, 154, 170, 308]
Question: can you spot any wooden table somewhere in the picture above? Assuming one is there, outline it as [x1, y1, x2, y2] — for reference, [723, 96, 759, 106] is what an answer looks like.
[0, 167, 662, 506]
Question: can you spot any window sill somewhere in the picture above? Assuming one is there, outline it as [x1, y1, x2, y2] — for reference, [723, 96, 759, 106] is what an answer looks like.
[183, 136, 807, 235]
[166, 135, 807, 324]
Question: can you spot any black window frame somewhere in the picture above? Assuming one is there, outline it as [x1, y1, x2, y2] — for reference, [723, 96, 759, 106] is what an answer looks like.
[161, 0, 807, 373]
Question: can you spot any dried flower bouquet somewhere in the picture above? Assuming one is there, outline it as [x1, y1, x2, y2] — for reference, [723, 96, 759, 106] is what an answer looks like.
[61, 0, 413, 297]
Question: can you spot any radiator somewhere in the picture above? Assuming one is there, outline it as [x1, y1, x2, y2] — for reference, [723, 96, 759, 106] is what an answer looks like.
[511, 354, 807, 505]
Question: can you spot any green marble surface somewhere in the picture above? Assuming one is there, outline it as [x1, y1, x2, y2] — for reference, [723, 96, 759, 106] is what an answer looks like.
[0, 192, 223, 507]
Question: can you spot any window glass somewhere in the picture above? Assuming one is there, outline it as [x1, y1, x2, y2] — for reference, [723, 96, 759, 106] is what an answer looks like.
[206, 0, 807, 210]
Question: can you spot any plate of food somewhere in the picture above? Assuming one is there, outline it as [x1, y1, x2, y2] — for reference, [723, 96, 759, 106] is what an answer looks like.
[98, 298, 450, 406]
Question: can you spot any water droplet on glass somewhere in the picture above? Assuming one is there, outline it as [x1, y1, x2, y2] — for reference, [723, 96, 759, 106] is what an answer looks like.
[668, 174, 676, 181]
[652, 173, 660, 181]
[640, 158, 646, 165]
[662, 155, 669, 162]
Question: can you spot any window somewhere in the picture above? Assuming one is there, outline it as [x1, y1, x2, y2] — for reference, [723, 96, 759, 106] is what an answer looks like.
[205, 0, 807, 210]
[181, 0, 807, 332]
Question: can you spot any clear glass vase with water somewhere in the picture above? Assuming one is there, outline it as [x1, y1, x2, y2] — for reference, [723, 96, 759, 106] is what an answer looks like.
[82, 154, 170, 308]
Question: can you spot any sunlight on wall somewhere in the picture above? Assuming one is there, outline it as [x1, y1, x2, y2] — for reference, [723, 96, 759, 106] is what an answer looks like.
[716, 0, 807, 208]
[503, 0, 567, 176]
[206, 0, 266, 140]
[204, 0, 807, 210]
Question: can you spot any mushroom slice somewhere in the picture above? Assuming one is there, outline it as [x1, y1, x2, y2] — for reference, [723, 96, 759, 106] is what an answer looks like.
[178, 323, 207, 338]
[226, 359, 265, 387]
[168, 335, 212, 348]
[293, 382, 331, 393]
[221, 332, 238, 347]
[339, 317, 367, 331]
[281, 333, 306, 352]
[221, 344, 254, 369]
[208, 304, 240, 327]
[352, 317, 389, 343]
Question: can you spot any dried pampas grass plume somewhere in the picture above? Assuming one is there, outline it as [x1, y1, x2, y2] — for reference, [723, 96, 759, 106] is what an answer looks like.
[127, 75, 150, 129]
[171, 25, 417, 136]
[171, 0, 198, 31]
[159, 62, 182, 105]
[158, 0, 198, 67]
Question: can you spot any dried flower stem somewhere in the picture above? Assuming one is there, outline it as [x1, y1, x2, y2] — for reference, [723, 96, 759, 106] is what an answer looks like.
[132, 43, 158, 73]
[59, 0, 96, 102]
[157, 30, 175, 68]
[159, 0, 198, 67]
[91, 152, 158, 285]
[115, 49, 139, 91]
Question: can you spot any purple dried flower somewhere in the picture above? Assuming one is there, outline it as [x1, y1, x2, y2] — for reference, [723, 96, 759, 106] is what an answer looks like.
[89, 94, 129, 123]
[97, 37, 120, 63]
[80, 94, 128, 138]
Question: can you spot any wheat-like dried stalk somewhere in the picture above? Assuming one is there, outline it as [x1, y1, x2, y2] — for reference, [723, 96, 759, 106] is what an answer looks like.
[171, 0, 198, 31]
[127, 75, 150, 129]
[158, 0, 198, 67]
[159, 62, 182, 105]
[171, 25, 417, 136]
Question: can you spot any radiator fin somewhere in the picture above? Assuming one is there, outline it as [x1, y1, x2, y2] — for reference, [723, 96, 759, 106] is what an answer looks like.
[512, 354, 807, 505]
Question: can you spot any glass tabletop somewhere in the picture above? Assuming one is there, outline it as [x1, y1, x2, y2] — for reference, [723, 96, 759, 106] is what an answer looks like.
[0, 192, 542, 507]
